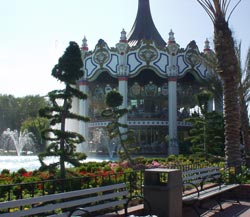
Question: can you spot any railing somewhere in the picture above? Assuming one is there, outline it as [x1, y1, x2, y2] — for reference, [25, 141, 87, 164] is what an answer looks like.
[0, 171, 144, 202]
[0, 162, 237, 202]
[88, 120, 192, 127]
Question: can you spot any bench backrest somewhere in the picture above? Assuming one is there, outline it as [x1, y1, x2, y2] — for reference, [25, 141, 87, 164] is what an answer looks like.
[0, 183, 127, 217]
[182, 166, 221, 186]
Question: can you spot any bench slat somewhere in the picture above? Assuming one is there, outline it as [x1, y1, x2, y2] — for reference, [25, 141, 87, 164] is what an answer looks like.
[182, 167, 220, 176]
[0, 191, 128, 217]
[183, 173, 220, 182]
[71, 199, 128, 215]
[0, 183, 128, 217]
[0, 183, 126, 209]
[183, 184, 239, 202]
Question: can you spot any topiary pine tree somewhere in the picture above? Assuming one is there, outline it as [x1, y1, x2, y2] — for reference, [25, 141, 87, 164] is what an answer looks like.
[185, 90, 225, 159]
[101, 90, 135, 165]
[39, 41, 89, 178]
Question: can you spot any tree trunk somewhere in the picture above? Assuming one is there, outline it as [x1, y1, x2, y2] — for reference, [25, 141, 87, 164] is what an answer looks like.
[223, 77, 241, 167]
[214, 19, 242, 168]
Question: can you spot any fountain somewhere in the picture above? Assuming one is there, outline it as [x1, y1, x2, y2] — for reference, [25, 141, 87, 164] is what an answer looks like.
[0, 128, 35, 156]
[89, 128, 118, 160]
[99, 129, 118, 160]
[0, 128, 117, 172]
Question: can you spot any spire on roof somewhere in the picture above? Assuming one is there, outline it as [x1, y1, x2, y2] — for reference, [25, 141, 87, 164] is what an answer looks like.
[203, 38, 211, 53]
[81, 36, 88, 51]
[120, 29, 128, 43]
[127, 0, 166, 47]
[168, 29, 176, 45]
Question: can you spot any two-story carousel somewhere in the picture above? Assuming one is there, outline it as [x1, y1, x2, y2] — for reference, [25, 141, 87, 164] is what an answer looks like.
[71, 0, 218, 156]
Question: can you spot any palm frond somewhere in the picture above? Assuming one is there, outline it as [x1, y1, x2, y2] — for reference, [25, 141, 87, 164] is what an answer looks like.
[235, 42, 242, 84]
[227, 0, 242, 21]
[244, 47, 250, 75]
[197, 0, 242, 23]
[197, 0, 217, 22]
[242, 47, 250, 103]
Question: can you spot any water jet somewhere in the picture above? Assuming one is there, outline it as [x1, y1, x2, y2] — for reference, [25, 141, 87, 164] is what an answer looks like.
[0, 128, 35, 156]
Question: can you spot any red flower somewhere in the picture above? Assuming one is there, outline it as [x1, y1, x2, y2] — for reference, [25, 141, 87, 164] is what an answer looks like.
[38, 184, 44, 190]
[22, 172, 33, 177]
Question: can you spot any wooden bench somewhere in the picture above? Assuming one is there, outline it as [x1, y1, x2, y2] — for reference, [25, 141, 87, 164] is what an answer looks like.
[0, 183, 152, 217]
[182, 166, 240, 216]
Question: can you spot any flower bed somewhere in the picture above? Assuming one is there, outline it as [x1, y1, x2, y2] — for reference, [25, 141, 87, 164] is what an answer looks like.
[0, 156, 217, 201]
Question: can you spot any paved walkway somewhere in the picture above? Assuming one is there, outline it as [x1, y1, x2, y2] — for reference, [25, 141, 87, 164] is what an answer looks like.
[184, 201, 250, 217]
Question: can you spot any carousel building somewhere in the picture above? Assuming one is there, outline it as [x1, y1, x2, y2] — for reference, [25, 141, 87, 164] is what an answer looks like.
[73, 0, 218, 156]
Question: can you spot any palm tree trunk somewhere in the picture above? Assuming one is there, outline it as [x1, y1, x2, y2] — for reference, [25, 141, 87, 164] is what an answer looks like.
[223, 77, 241, 167]
[214, 19, 241, 168]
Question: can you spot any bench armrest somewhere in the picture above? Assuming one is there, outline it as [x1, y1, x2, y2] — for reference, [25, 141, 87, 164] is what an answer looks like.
[183, 182, 200, 197]
[125, 195, 152, 217]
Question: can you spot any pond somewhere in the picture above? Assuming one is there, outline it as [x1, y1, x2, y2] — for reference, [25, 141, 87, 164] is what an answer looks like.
[0, 155, 113, 172]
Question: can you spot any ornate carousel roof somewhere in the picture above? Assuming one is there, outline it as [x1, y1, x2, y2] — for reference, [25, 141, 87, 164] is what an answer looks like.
[80, 0, 214, 82]
[127, 0, 166, 47]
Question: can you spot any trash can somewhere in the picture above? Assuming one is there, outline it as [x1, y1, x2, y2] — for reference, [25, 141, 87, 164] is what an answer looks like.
[143, 168, 182, 217]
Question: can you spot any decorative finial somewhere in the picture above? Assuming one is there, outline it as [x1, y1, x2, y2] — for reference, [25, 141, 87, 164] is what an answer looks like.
[120, 28, 127, 43]
[167, 29, 179, 55]
[81, 36, 88, 51]
[168, 29, 175, 45]
[203, 38, 211, 53]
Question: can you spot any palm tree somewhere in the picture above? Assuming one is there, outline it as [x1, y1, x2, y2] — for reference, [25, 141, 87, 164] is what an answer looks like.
[197, 0, 242, 168]
[235, 44, 250, 156]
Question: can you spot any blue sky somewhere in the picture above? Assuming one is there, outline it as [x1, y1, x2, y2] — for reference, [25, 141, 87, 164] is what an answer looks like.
[0, 0, 249, 97]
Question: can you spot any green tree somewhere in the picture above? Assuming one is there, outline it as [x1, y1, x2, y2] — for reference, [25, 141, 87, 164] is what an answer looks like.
[39, 41, 89, 178]
[186, 90, 224, 158]
[0, 94, 18, 133]
[206, 112, 225, 156]
[102, 91, 135, 165]
[0, 94, 48, 133]
[197, 0, 242, 168]
[235, 44, 250, 156]
[196, 90, 213, 115]
[16, 95, 50, 131]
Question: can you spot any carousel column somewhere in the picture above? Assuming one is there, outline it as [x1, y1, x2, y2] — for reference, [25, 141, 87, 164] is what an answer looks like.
[78, 80, 89, 153]
[116, 29, 129, 140]
[208, 98, 213, 112]
[67, 88, 79, 133]
[168, 76, 179, 155]
[203, 39, 219, 113]
[166, 29, 180, 155]
[118, 76, 128, 132]
[215, 98, 223, 114]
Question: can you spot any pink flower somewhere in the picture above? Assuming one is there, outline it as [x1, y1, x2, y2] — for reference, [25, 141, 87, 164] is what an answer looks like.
[152, 161, 160, 167]
[109, 162, 119, 170]
[120, 161, 129, 168]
